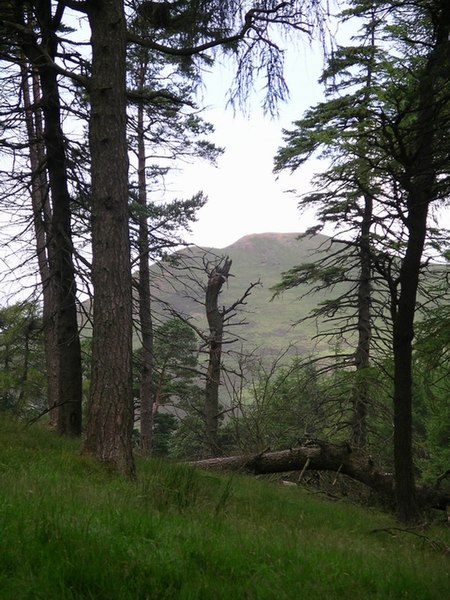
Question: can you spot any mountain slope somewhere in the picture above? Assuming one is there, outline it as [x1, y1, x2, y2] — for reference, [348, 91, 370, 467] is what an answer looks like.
[151, 232, 342, 355]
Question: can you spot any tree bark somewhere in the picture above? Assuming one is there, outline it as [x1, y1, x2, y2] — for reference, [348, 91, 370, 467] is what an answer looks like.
[204, 257, 232, 456]
[19, 3, 82, 435]
[137, 88, 155, 455]
[351, 192, 372, 450]
[392, 206, 426, 522]
[38, 47, 82, 436]
[351, 26, 376, 450]
[391, 0, 450, 522]
[83, 0, 135, 477]
[21, 61, 59, 428]
[190, 444, 450, 512]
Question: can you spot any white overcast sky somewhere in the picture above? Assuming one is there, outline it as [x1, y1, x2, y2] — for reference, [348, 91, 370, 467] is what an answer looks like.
[165, 36, 329, 250]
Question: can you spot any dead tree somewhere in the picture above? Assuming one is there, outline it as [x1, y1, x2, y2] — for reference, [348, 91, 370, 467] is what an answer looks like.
[202, 256, 262, 456]
[204, 257, 232, 456]
[189, 443, 450, 513]
[158, 251, 260, 457]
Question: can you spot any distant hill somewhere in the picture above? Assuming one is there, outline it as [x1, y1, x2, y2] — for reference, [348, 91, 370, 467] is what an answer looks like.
[150, 232, 343, 356]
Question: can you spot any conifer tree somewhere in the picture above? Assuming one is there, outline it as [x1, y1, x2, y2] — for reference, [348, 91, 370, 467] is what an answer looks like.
[274, 0, 450, 521]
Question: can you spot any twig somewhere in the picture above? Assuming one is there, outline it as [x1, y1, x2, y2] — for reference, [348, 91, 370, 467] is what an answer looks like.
[332, 463, 343, 486]
[26, 399, 72, 426]
[297, 457, 311, 483]
[256, 446, 271, 459]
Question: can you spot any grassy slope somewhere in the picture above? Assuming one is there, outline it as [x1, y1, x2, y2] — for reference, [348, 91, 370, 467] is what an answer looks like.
[1, 417, 448, 600]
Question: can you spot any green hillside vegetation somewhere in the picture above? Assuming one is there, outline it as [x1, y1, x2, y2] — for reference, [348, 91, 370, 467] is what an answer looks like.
[1, 417, 448, 600]
[151, 231, 440, 359]
[151, 232, 349, 355]
[80, 232, 335, 354]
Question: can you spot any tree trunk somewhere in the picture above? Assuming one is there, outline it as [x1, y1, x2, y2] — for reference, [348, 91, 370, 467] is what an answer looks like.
[192, 443, 393, 493]
[83, 0, 135, 477]
[190, 444, 450, 513]
[38, 54, 82, 437]
[391, 1, 450, 522]
[19, 3, 82, 436]
[351, 28, 376, 450]
[351, 192, 372, 449]
[137, 94, 155, 455]
[204, 257, 232, 456]
[21, 62, 59, 427]
[393, 211, 425, 521]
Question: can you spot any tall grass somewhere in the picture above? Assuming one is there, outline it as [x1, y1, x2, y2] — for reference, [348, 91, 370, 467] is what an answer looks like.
[0, 416, 448, 599]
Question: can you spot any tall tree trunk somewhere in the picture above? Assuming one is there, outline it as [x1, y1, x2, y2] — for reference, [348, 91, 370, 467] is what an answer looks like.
[137, 95, 155, 455]
[351, 22, 376, 450]
[21, 62, 60, 427]
[204, 257, 232, 456]
[83, 0, 135, 477]
[38, 53, 82, 435]
[19, 3, 82, 435]
[351, 192, 372, 449]
[392, 0, 450, 522]
[392, 206, 427, 522]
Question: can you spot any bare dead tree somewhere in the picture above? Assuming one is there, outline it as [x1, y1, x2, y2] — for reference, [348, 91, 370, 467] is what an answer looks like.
[155, 250, 260, 456]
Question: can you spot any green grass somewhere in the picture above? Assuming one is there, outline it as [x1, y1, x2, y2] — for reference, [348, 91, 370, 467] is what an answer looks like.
[0, 416, 449, 599]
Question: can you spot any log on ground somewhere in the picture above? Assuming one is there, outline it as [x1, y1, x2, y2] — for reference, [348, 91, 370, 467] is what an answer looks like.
[189, 442, 450, 512]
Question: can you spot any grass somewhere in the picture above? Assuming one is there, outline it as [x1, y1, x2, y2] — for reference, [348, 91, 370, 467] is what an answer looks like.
[0, 416, 449, 599]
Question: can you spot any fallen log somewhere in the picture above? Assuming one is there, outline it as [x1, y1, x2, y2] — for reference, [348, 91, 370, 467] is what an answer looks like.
[189, 442, 450, 512]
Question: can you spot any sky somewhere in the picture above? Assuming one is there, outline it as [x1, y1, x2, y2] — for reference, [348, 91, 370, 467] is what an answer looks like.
[163, 37, 329, 250]
[0, 7, 332, 304]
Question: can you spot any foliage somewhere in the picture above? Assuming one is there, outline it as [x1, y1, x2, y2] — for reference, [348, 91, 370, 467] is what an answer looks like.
[151, 317, 202, 408]
[224, 350, 395, 460]
[152, 412, 179, 456]
[226, 355, 327, 452]
[134, 317, 204, 457]
[0, 0, 330, 471]
[168, 407, 208, 459]
[0, 302, 46, 415]
[1, 0, 450, 509]
[412, 307, 450, 484]
[273, 0, 450, 520]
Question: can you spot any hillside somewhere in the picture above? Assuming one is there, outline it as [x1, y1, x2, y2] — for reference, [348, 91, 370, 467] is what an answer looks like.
[151, 232, 344, 356]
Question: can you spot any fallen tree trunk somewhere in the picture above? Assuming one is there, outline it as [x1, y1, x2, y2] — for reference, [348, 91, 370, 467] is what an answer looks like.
[189, 442, 450, 512]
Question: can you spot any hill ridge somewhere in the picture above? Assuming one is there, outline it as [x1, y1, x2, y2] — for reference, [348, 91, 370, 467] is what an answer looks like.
[154, 231, 334, 354]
